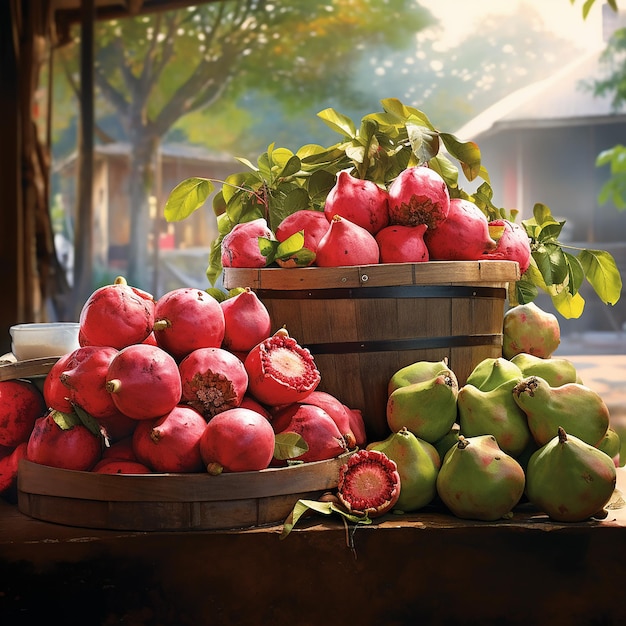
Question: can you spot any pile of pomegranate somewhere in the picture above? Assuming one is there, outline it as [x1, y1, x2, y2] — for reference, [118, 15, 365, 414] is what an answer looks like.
[0, 277, 366, 500]
[223, 165, 531, 272]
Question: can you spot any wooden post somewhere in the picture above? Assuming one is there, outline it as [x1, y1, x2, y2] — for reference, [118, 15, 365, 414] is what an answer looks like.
[69, 0, 96, 319]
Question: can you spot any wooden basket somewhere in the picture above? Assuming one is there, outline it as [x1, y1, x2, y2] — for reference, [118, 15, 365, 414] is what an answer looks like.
[224, 261, 520, 441]
[2, 358, 352, 532]
[18, 454, 351, 531]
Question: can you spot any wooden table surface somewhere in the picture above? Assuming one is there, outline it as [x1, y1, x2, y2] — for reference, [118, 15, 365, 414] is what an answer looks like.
[1, 469, 626, 625]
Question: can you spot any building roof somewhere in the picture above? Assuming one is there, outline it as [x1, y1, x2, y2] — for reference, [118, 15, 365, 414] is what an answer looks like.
[54, 141, 235, 173]
[455, 48, 626, 141]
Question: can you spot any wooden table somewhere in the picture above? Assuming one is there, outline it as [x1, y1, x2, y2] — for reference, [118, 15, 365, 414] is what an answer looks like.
[2, 471, 626, 626]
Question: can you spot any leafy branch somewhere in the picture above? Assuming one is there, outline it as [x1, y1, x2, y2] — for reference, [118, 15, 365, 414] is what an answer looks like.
[164, 97, 622, 319]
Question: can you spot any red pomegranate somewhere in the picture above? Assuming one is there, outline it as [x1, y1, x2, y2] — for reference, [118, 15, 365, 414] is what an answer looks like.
[220, 288, 272, 354]
[300, 391, 358, 450]
[79, 275, 156, 348]
[101, 435, 137, 461]
[387, 166, 450, 229]
[425, 198, 497, 261]
[244, 330, 320, 406]
[271, 403, 347, 464]
[92, 458, 152, 474]
[43, 352, 75, 413]
[199, 407, 276, 474]
[0, 442, 28, 498]
[58, 345, 119, 419]
[105, 344, 182, 420]
[26, 411, 102, 471]
[375, 224, 429, 263]
[221, 218, 274, 268]
[179, 347, 249, 419]
[323, 171, 389, 235]
[132, 405, 207, 473]
[482, 219, 532, 274]
[239, 395, 272, 420]
[337, 449, 401, 518]
[0, 379, 46, 448]
[275, 209, 330, 254]
[346, 406, 368, 448]
[153, 287, 226, 360]
[315, 215, 380, 267]
[97, 409, 137, 443]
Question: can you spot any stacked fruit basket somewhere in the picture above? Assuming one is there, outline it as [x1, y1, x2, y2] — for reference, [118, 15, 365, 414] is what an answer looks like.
[0, 98, 622, 532]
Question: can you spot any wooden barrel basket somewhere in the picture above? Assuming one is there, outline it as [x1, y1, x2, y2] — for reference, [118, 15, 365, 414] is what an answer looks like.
[1, 359, 353, 532]
[224, 260, 520, 442]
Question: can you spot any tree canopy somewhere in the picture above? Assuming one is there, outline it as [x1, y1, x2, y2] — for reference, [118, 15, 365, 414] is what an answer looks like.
[54, 0, 434, 294]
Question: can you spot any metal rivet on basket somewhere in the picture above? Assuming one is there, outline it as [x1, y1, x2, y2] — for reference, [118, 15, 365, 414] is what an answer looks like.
[361, 274, 369, 283]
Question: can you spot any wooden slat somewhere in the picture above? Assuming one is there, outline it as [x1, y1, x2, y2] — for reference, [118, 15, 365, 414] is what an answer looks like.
[18, 455, 350, 502]
[0, 357, 58, 381]
[224, 261, 520, 291]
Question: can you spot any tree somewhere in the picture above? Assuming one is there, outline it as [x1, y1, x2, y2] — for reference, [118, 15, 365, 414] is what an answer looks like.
[57, 0, 433, 293]
[571, 0, 626, 209]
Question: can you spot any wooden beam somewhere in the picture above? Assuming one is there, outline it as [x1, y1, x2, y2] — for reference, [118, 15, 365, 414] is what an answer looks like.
[0, 1, 25, 353]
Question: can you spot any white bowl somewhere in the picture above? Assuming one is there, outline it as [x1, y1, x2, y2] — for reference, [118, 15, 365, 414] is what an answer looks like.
[9, 322, 81, 361]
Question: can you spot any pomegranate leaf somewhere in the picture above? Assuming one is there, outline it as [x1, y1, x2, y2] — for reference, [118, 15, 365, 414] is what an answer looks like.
[439, 133, 482, 182]
[405, 122, 440, 164]
[532, 243, 569, 286]
[273, 432, 309, 461]
[164, 177, 214, 222]
[274, 232, 305, 258]
[206, 287, 228, 303]
[551, 288, 586, 319]
[72, 403, 105, 439]
[317, 108, 357, 139]
[280, 498, 371, 540]
[429, 154, 459, 189]
[564, 252, 585, 295]
[50, 409, 82, 431]
[578, 249, 623, 305]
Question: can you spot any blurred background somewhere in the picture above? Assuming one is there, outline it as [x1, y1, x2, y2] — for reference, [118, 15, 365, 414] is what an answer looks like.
[3, 0, 625, 358]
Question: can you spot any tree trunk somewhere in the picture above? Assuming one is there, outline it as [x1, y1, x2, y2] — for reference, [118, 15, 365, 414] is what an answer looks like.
[126, 133, 159, 291]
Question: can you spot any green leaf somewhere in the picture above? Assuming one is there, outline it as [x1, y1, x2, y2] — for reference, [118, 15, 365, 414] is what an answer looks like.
[531, 243, 569, 286]
[536, 220, 566, 242]
[164, 177, 214, 222]
[564, 252, 585, 296]
[428, 154, 459, 189]
[532, 202, 554, 225]
[280, 498, 371, 540]
[50, 409, 82, 431]
[278, 155, 303, 179]
[258, 237, 279, 263]
[406, 121, 440, 164]
[439, 133, 482, 181]
[551, 289, 586, 319]
[72, 403, 105, 439]
[578, 249, 623, 305]
[317, 108, 357, 138]
[274, 432, 309, 461]
[280, 499, 334, 540]
[275, 231, 305, 259]
[205, 287, 228, 302]
[279, 248, 316, 267]
[514, 277, 538, 306]
[206, 237, 224, 287]
[582, 0, 597, 19]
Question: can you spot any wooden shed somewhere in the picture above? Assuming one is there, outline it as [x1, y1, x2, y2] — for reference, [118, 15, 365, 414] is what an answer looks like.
[54, 142, 234, 271]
